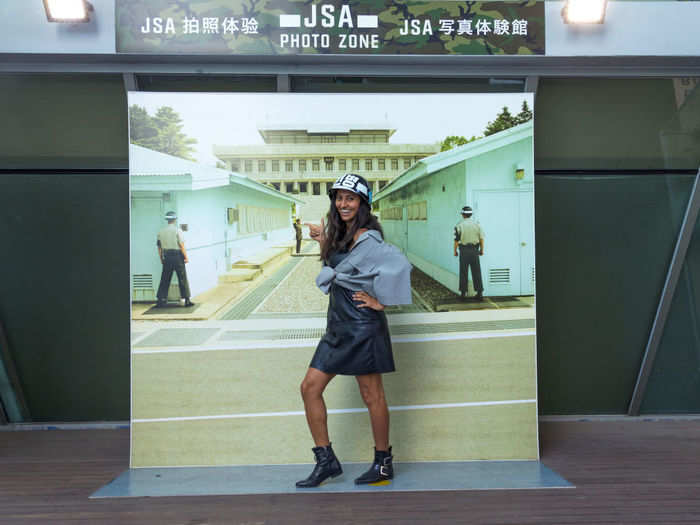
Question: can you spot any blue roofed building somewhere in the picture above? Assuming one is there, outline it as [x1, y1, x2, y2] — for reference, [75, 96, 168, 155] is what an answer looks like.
[374, 121, 534, 298]
[130, 145, 302, 301]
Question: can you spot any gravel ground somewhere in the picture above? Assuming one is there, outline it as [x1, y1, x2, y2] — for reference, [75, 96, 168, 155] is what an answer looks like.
[410, 266, 461, 309]
[256, 257, 329, 313]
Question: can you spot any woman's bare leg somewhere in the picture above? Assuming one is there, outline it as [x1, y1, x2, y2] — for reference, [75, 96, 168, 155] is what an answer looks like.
[300, 367, 336, 447]
[355, 373, 390, 450]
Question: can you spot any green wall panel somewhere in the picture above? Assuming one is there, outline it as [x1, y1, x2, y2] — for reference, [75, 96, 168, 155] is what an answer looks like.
[0, 74, 128, 170]
[0, 174, 130, 421]
[641, 212, 700, 413]
[535, 78, 699, 171]
[535, 174, 695, 414]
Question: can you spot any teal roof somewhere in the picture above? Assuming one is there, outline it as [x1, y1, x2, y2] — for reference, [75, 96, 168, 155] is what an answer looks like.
[374, 121, 533, 201]
[129, 144, 301, 204]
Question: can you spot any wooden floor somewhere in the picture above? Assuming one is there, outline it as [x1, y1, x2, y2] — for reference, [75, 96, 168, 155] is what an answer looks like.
[1, 419, 700, 524]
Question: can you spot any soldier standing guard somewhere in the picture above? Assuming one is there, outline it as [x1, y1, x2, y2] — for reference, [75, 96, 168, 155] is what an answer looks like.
[156, 211, 194, 308]
[454, 205, 484, 301]
[294, 218, 303, 254]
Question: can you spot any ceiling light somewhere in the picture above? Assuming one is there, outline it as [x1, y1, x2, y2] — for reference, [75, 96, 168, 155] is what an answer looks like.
[562, 0, 608, 24]
[43, 0, 93, 23]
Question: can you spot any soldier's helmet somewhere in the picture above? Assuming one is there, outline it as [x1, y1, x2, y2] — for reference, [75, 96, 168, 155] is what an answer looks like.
[461, 206, 473, 216]
[164, 211, 177, 220]
[329, 173, 372, 205]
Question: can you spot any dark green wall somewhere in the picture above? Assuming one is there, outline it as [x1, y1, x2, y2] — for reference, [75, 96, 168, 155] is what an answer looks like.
[0, 75, 698, 420]
[534, 78, 697, 170]
[641, 211, 700, 414]
[0, 173, 130, 421]
[534, 78, 699, 414]
[0, 74, 128, 169]
[0, 74, 130, 421]
[535, 174, 695, 413]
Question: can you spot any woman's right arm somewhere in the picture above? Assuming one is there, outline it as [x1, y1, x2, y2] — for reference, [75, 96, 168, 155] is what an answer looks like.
[352, 291, 384, 311]
[305, 218, 326, 244]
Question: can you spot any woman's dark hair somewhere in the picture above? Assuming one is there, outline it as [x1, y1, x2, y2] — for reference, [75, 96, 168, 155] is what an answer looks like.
[320, 193, 383, 261]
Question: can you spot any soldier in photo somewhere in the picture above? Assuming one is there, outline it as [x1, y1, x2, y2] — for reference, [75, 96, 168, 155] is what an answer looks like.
[155, 211, 194, 308]
[294, 217, 303, 254]
[454, 205, 484, 301]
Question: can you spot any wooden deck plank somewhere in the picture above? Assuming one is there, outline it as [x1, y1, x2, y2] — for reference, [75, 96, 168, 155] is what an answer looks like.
[1, 420, 699, 524]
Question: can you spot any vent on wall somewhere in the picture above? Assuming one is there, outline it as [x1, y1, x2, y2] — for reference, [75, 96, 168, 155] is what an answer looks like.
[133, 274, 154, 290]
[489, 268, 511, 284]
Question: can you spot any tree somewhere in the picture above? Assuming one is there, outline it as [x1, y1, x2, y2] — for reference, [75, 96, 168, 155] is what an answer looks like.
[483, 106, 518, 136]
[515, 100, 533, 125]
[440, 135, 480, 152]
[151, 106, 198, 160]
[129, 105, 198, 161]
[129, 105, 158, 145]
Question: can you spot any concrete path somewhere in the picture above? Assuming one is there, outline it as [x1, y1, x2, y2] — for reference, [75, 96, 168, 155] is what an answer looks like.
[254, 257, 328, 315]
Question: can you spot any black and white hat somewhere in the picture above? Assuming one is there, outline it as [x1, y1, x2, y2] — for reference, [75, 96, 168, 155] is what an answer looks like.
[329, 173, 372, 204]
[461, 206, 473, 215]
[164, 211, 177, 220]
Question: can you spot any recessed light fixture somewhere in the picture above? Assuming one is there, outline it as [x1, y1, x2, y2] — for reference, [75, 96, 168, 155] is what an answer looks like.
[43, 0, 93, 23]
[562, 0, 608, 24]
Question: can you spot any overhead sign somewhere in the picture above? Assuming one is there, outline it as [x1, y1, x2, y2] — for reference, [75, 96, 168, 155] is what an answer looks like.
[115, 0, 545, 56]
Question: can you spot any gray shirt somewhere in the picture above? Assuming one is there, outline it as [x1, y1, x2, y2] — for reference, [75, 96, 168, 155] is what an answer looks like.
[157, 224, 185, 251]
[455, 218, 484, 245]
[316, 230, 413, 306]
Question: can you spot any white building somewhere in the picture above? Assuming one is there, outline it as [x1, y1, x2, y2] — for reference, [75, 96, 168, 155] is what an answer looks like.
[374, 121, 535, 297]
[130, 145, 301, 301]
[213, 124, 440, 221]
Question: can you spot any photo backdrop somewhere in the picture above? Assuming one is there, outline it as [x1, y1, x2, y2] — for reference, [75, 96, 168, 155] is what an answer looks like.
[129, 92, 537, 467]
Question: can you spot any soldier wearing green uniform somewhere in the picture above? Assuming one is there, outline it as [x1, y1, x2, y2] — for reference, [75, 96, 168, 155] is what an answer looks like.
[454, 206, 484, 301]
[294, 218, 303, 254]
[156, 211, 193, 307]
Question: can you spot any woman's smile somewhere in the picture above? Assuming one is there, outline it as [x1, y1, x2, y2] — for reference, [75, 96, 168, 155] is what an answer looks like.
[335, 189, 360, 223]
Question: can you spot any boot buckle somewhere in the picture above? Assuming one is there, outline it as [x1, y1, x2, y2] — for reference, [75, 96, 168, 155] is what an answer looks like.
[380, 465, 389, 477]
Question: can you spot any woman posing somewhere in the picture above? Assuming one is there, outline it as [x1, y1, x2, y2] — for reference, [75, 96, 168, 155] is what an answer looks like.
[296, 173, 412, 488]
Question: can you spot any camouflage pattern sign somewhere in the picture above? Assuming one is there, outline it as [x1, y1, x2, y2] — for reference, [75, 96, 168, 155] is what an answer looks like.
[116, 0, 545, 56]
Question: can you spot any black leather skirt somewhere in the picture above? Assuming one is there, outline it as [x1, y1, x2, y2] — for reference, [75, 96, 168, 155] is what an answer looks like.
[309, 282, 395, 376]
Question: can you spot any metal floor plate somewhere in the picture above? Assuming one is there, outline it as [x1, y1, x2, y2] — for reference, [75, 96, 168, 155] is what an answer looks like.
[219, 328, 326, 341]
[142, 303, 201, 315]
[91, 461, 572, 498]
[390, 318, 535, 335]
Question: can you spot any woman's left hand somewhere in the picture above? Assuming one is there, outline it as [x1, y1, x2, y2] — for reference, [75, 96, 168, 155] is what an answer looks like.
[353, 291, 385, 311]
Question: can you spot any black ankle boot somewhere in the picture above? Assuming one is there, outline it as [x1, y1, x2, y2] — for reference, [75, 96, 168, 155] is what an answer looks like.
[354, 447, 393, 485]
[295, 443, 343, 488]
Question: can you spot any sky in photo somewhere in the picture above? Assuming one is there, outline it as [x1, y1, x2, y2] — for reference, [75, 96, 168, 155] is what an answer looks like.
[129, 92, 532, 167]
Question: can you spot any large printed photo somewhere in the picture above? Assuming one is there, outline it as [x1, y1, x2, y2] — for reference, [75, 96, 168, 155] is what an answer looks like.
[129, 92, 538, 467]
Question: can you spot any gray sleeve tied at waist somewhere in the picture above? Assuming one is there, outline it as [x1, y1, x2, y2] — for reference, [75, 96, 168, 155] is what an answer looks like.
[315, 235, 412, 306]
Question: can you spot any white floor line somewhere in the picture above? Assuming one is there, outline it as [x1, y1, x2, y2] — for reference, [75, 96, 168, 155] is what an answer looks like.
[131, 329, 535, 354]
[132, 399, 537, 424]
[132, 308, 536, 331]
